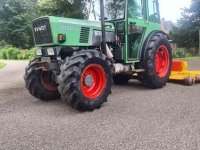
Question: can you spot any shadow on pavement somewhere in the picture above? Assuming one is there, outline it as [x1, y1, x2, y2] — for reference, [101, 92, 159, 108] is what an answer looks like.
[113, 79, 153, 91]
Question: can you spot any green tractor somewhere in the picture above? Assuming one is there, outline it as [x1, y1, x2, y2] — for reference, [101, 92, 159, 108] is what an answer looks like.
[24, 0, 172, 111]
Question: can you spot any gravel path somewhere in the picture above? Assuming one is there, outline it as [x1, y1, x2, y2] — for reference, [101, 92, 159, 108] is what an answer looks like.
[0, 60, 200, 150]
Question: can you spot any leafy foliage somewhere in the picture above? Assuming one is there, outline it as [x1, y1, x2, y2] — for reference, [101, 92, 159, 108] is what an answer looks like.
[0, 49, 7, 59]
[39, 0, 89, 19]
[6, 47, 21, 59]
[172, 47, 199, 58]
[0, 47, 35, 60]
[173, 48, 188, 58]
[169, 0, 200, 52]
[19, 48, 36, 60]
[0, 0, 39, 49]
[0, 40, 11, 49]
[0, 0, 91, 49]
[0, 47, 20, 59]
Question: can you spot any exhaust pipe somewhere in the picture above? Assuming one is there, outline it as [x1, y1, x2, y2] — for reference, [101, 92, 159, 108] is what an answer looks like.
[113, 63, 132, 74]
[106, 44, 113, 59]
[100, 0, 106, 52]
[100, 0, 114, 60]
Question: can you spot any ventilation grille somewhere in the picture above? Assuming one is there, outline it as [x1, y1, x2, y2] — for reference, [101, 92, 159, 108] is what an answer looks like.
[79, 27, 90, 43]
[32, 18, 53, 45]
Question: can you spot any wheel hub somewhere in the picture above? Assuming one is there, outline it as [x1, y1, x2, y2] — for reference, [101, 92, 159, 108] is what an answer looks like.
[81, 65, 106, 99]
[41, 71, 58, 91]
[83, 75, 94, 87]
[155, 46, 170, 78]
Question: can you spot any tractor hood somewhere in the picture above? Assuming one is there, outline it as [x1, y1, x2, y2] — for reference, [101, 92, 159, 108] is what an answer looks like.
[32, 16, 115, 47]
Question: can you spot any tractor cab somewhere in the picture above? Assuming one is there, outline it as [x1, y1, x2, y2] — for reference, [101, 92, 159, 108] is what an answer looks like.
[88, 0, 161, 63]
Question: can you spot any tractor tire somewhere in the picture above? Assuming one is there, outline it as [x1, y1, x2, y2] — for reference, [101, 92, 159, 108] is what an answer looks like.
[113, 74, 132, 85]
[138, 33, 172, 89]
[58, 50, 112, 111]
[24, 60, 60, 101]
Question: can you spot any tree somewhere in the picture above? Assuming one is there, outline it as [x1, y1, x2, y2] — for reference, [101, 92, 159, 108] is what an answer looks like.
[0, 0, 39, 49]
[169, 0, 200, 51]
[39, 0, 89, 19]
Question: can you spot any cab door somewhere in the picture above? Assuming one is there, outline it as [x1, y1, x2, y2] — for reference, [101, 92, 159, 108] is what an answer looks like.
[126, 0, 147, 61]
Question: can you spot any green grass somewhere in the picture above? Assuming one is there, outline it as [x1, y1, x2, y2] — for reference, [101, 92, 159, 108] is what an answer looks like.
[174, 56, 200, 60]
[0, 62, 6, 69]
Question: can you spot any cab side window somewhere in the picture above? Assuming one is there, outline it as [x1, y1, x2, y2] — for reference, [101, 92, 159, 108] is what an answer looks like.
[128, 0, 143, 19]
[148, 0, 160, 23]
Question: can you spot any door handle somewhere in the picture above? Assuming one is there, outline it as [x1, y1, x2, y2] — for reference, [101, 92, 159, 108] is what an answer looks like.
[130, 22, 136, 25]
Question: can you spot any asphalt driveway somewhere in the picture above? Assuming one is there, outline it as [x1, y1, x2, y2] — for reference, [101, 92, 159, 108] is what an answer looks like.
[0, 60, 200, 150]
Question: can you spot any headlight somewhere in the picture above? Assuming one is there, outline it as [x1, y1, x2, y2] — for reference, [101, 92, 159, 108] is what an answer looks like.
[47, 48, 55, 56]
[36, 48, 42, 56]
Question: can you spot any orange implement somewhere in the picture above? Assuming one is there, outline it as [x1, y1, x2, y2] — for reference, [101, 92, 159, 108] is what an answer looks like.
[170, 61, 200, 86]
[133, 61, 200, 86]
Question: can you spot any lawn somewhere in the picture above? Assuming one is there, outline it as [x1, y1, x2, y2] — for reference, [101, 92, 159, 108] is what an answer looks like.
[0, 62, 6, 69]
[174, 56, 200, 61]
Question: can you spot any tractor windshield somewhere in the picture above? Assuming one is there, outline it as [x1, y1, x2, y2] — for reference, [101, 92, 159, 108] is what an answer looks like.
[88, 0, 125, 21]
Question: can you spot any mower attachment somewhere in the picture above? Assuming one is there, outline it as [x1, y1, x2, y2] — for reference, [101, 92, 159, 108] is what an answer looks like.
[170, 61, 200, 86]
[133, 60, 200, 86]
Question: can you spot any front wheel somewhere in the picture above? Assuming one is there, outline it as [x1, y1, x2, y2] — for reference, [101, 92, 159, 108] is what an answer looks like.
[24, 61, 61, 101]
[138, 33, 172, 89]
[58, 50, 112, 111]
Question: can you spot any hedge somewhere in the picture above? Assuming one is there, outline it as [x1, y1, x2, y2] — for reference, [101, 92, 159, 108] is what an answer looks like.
[173, 47, 199, 58]
[0, 47, 36, 60]
[1, 47, 198, 60]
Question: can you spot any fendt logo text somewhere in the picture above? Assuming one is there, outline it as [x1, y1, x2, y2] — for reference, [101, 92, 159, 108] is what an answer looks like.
[34, 25, 47, 32]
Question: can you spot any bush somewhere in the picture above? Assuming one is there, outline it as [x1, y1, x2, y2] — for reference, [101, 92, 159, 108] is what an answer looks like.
[173, 48, 187, 58]
[6, 47, 21, 60]
[0, 49, 7, 59]
[22, 48, 36, 60]
[185, 52, 191, 57]
[22, 50, 30, 60]
[17, 53, 23, 60]
[0, 47, 36, 60]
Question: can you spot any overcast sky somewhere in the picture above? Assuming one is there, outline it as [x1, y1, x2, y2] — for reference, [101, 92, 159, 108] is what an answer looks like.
[159, 0, 192, 23]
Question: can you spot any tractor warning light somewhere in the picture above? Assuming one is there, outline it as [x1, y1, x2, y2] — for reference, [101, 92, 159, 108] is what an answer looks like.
[58, 34, 66, 42]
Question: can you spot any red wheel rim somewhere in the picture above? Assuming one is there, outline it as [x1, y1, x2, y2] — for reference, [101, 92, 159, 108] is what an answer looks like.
[41, 71, 58, 91]
[155, 46, 170, 78]
[81, 65, 106, 99]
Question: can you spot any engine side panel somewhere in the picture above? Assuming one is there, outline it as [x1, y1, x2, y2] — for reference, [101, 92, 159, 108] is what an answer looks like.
[33, 16, 115, 47]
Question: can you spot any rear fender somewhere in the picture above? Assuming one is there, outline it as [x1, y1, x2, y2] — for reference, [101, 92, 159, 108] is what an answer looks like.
[140, 30, 170, 60]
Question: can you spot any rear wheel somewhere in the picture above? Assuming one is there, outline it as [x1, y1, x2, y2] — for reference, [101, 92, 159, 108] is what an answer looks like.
[24, 61, 60, 101]
[58, 50, 112, 111]
[138, 33, 172, 89]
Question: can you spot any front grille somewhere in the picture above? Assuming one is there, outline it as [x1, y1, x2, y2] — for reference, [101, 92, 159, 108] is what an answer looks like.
[32, 18, 53, 45]
[79, 27, 90, 43]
